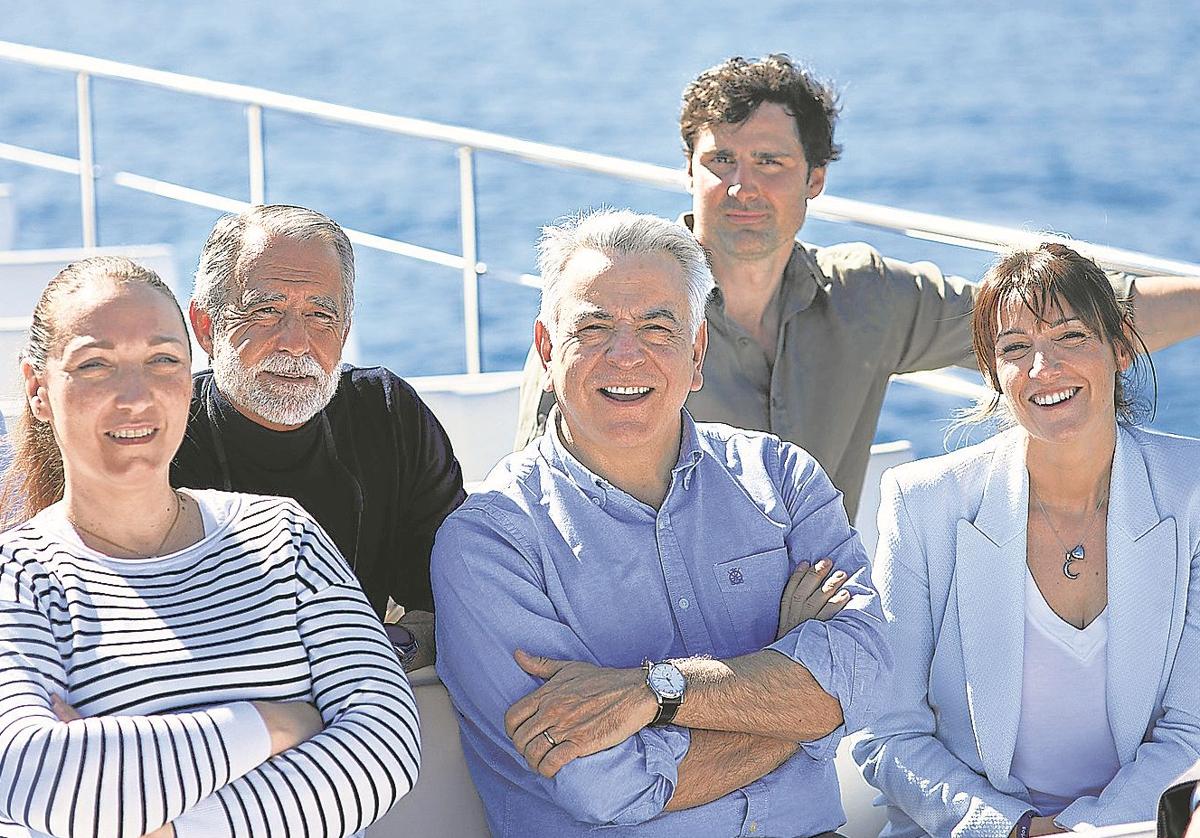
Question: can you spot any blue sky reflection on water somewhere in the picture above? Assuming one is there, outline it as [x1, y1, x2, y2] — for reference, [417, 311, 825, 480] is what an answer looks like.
[0, 1, 1196, 454]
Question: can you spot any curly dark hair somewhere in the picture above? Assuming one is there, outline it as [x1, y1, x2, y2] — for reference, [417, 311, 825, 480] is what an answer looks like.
[680, 54, 842, 169]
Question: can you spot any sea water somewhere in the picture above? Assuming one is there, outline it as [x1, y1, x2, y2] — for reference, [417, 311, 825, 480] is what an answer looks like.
[0, 0, 1196, 456]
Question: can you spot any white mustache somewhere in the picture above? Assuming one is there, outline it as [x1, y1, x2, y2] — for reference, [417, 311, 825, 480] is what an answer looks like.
[258, 354, 324, 379]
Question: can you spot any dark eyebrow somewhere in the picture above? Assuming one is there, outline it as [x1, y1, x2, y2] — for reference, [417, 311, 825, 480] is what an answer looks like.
[996, 316, 1082, 341]
[568, 308, 613, 325]
[311, 295, 340, 315]
[642, 307, 681, 323]
[240, 289, 286, 307]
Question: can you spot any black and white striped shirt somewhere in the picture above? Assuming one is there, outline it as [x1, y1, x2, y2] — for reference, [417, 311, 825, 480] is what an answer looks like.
[0, 490, 420, 838]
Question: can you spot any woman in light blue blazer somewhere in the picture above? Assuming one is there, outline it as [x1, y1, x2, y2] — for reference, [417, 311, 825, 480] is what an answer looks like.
[855, 243, 1200, 837]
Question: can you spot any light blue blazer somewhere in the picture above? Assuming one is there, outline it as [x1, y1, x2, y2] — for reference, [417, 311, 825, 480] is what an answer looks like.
[854, 424, 1200, 837]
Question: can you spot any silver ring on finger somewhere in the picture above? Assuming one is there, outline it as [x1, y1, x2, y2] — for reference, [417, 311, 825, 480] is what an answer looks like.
[542, 730, 557, 747]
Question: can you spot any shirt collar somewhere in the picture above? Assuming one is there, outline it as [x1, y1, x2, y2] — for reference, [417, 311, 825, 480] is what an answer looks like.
[539, 407, 707, 500]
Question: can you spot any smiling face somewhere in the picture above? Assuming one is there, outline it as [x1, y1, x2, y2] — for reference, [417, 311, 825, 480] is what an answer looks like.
[28, 280, 193, 495]
[536, 248, 707, 470]
[687, 102, 826, 264]
[993, 297, 1129, 446]
[193, 232, 349, 430]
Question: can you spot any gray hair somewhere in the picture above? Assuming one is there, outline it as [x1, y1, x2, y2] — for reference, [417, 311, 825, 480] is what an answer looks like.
[192, 204, 355, 329]
[537, 208, 715, 338]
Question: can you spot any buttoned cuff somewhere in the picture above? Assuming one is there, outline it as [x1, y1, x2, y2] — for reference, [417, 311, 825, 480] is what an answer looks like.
[621, 725, 692, 823]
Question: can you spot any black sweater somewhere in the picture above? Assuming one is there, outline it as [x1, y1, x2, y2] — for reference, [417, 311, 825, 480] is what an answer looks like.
[172, 366, 466, 617]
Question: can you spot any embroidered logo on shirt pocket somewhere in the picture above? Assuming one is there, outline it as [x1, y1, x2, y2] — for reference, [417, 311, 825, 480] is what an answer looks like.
[712, 547, 789, 650]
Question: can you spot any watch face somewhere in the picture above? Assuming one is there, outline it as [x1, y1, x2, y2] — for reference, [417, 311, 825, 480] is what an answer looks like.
[648, 663, 685, 700]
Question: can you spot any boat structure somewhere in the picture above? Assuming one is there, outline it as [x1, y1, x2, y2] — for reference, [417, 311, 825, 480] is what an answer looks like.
[1, 40, 1192, 838]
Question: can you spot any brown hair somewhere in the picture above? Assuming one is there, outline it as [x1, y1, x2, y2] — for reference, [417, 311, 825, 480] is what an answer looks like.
[967, 241, 1154, 425]
[680, 54, 842, 169]
[0, 256, 186, 524]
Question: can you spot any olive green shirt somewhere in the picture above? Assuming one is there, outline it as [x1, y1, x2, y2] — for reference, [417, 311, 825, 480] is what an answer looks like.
[516, 238, 980, 520]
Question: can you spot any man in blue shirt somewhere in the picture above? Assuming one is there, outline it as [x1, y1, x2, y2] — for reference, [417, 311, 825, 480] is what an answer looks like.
[433, 208, 892, 837]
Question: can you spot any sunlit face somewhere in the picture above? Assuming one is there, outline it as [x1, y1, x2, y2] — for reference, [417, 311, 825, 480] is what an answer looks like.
[993, 299, 1128, 445]
[535, 249, 707, 467]
[687, 102, 826, 263]
[195, 233, 349, 431]
[26, 280, 193, 493]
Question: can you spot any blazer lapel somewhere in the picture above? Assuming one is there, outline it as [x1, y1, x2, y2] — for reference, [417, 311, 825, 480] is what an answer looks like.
[956, 430, 1028, 785]
[1106, 426, 1177, 762]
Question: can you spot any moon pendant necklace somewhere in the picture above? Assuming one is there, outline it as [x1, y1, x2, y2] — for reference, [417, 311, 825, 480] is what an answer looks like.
[1031, 488, 1107, 580]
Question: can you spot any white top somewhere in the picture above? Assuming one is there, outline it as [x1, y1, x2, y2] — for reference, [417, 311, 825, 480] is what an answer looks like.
[0, 489, 419, 838]
[1010, 568, 1122, 815]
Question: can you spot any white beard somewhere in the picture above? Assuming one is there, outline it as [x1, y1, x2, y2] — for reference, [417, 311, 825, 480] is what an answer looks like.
[211, 335, 340, 427]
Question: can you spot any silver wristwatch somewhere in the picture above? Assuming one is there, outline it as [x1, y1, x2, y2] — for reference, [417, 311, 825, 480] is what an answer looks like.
[644, 660, 686, 727]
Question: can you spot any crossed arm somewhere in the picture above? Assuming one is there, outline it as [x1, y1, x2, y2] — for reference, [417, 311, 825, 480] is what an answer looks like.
[0, 540, 419, 838]
[503, 558, 858, 812]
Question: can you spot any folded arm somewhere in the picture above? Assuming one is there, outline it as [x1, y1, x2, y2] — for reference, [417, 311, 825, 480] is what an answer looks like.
[505, 443, 889, 778]
[432, 507, 690, 826]
[0, 600, 273, 838]
[170, 527, 420, 838]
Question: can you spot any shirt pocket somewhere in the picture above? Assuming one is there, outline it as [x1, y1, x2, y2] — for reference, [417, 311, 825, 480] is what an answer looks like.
[712, 547, 790, 651]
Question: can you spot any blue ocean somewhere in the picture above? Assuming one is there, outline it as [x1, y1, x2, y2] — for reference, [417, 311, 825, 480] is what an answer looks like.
[1, 1, 1196, 456]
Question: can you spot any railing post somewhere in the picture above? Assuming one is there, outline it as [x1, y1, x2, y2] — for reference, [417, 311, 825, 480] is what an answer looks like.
[457, 146, 482, 375]
[246, 104, 266, 205]
[75, 71, 98, 248]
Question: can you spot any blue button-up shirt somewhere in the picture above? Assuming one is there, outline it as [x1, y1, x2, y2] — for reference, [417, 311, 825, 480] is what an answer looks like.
[433, 412, 891, 837]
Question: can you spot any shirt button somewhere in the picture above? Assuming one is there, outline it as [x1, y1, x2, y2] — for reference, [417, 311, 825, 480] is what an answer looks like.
[591, 497, 601, 505]
[678, 598, 689, 610]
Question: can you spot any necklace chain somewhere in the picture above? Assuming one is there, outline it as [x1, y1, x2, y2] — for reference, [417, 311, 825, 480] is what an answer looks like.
[70, 491, 184, 558]
[1030, 486, 1107, 580]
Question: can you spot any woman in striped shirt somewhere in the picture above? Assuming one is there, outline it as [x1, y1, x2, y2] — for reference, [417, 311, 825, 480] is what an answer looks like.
[0, 256, 420, 838]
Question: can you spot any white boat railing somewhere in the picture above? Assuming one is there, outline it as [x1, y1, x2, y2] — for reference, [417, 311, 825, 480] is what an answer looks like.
[1, 39, 1198, 384]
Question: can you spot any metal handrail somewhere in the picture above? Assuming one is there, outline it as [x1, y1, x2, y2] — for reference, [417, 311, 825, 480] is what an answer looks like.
[0, 39, 1197, 376]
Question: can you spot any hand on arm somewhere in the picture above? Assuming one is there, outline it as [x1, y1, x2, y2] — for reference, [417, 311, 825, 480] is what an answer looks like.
[505, 650, 657, 777]
[777, 558, 851, 639]
[666, 555, 852, 742]
[504, 562, 851, 778]
[660, 559, 846, 812]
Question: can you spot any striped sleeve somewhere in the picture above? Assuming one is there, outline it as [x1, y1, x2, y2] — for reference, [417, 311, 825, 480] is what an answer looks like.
[171, 506, 421, 838]
[0, 560, 272, 838]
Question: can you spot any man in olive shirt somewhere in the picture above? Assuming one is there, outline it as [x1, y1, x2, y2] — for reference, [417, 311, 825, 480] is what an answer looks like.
[516, 54, 1200, 519]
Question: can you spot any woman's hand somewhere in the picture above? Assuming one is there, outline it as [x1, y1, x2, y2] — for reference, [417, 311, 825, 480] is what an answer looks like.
[251, 700, 325, 756]
[777, 559, 851, 639]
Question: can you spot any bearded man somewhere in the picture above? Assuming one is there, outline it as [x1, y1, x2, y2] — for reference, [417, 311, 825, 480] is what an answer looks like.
[172, 204, 465, 671]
